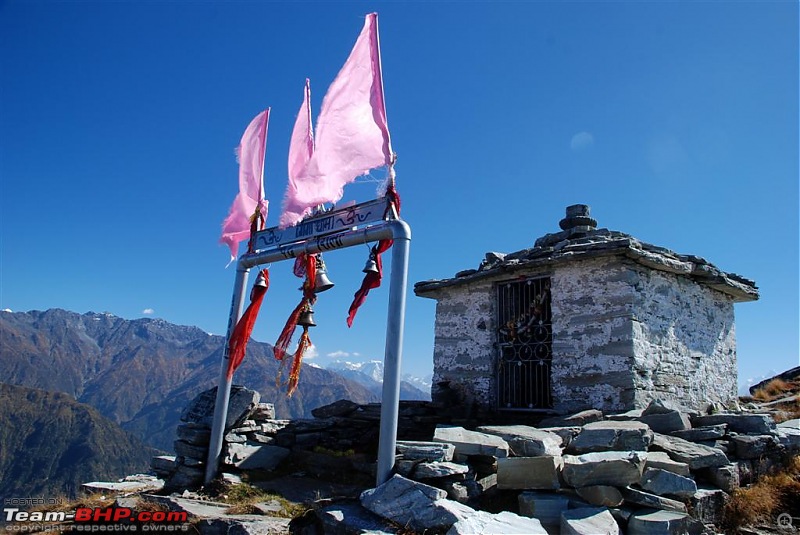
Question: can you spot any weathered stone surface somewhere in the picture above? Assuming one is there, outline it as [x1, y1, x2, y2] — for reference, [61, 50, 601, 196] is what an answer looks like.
[174, 439, 208, 460]
[247, 433, 275, 445]
[538, 426, 582, 448]
[640, 468, 697, 498]
[731, 434, 780, 459]
[776, 426, 800, 450]
[689, 487, 728, 525]
[447, 511, 548, 535]
[641, 398, 683, 416]
[414, 461, 470, 479]
[496, 456, 562, 490]
[568, 421, 653, 453]
[627, 510, 703, 535]
[318, 502, 397, 535]
[166, 464, 204, 489]
[197, 518, 291, 535]
[644, 451, 690, 476]
[562, 451, 646, 488]
[670, 424, 727, 442]
[181, 385, 260, 431]
[82, 477, 164, 495]
[652, 433, 729, 469]
[477, 425, 562, 456]
[177, 423, 212, 445]
[395, 460, 417, 477]
[252, 402, 275, 420]
[260, 420, 291, 434]
[575, 486, 623, 507]
[518, 492, 570, 529]
[561, 507, 620, 535]
[691, 413, 776, 435]
[312, 399, 359, 419]
[620, 487, 687, 513]
[225, 432, 247, 443]
[639, 411, 691, 434]
[223, 443, 289, 470]
[151, 455, 177, 473]
[433, 426, 509, 457]
[778, 418, 800, 430]
[697, 464, 739, 493]
[221, 473, 242, 485]
[606, 409, 644, 421]
[540, 409, 604, 428]
[396, 440, 455, 462]
[360, 475, 475, 532]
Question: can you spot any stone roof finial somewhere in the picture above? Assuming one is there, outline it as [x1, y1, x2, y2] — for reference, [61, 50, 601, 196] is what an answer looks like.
[559, 204, 597, 235]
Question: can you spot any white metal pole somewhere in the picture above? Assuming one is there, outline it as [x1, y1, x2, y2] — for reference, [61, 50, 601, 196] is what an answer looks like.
[205, 265, 250, 484]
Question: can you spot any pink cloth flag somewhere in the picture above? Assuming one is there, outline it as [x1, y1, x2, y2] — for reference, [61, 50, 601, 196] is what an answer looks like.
[220, 109, 270, 260]
[280, 13, 393, 228]
[283, 79, 315, 217]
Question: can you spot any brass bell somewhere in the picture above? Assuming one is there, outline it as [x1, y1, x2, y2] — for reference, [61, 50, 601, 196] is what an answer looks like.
[314, 256, 335, 292]
[250, 270, 268, 300]
[297, 306, 316, 328]
[362, 253, 379, 274]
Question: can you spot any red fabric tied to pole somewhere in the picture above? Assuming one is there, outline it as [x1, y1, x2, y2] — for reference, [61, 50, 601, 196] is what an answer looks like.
[274, 254, 317, 361]
[226, 269, 269, 379]
[346, 187, 401, 327]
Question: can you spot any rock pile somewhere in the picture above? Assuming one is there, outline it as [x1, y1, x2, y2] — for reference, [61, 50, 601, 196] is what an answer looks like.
[327, 400, 800, 534]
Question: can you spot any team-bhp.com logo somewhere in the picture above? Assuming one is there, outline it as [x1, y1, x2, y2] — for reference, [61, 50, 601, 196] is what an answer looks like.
[4, 507, 189, 532]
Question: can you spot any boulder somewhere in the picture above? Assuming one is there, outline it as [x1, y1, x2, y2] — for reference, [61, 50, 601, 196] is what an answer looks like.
[317, 501, 397, 535]
[396, 441, 455, 462]
[642, 399, 684, 416]
[575, 486, 624, 507]
[223, 443, 289, 470]
[562, 451, 646, 488]
[776, 426, 800, 451]
[651, 433, 729, 469]
[447, 511, 548, 535]
[539, 409, 604, 427]
[689, 486, 729, 525]
[639, 468, 697, 498]
[518, 492, 570, 529]
[561, 507, 620, 535]
[477, 425, 562, 456]
[627, 510, 704, 535]
[538, 426, 582, 448]
[691, 413, 776, 435]
[639, 411, 691, 434]
[166, 464, 204, 490]
[568, 421, 653, 453]
[620, 487, 687, 513]
[731, 434, 780, 459]
[496, 456, 562, 490]
[697, 464, 739, 493]
[360, 475, 475, 532]
[643, 451, 690, 476]
[181, 385, 260, 431]
[433, 426, 509, 458]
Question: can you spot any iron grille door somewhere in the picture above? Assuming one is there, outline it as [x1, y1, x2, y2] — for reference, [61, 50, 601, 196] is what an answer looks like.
[497, 277, 553, 409]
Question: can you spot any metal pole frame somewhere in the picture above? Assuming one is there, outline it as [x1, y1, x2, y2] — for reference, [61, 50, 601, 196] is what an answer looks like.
[205, 218, 411, 486]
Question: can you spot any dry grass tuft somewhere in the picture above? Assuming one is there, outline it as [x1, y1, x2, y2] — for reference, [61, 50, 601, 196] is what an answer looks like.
[723, 455, 800, 530]
[752, 378, 799, 402]
[220, 482, 307, 518]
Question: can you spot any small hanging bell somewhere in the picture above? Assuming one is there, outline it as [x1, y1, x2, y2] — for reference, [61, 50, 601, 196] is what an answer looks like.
[297, 306, 316, 328]
[314, 256, 335, 292]
[362, 252, 379, 274]
[250, 270, 268, 300]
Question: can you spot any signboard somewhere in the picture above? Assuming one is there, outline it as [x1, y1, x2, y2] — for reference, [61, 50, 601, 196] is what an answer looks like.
[252, 197, 391, 251]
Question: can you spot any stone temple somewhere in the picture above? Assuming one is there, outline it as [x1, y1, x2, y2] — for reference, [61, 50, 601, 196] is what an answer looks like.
[414, 204, 758, 416]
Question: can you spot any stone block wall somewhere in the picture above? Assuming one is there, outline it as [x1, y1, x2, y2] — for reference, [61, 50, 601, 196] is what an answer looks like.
[550, 257, 637, 414]
[630, 266, 737, 410]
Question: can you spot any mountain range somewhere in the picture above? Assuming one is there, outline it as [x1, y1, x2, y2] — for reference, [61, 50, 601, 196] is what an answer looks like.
[0, 309, 402, 451]
[324, 359, 431, 400]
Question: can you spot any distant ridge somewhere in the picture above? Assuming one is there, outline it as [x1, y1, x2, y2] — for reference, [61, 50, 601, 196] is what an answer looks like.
[0, 309, 379, 451]
[0, 383, 155, 500]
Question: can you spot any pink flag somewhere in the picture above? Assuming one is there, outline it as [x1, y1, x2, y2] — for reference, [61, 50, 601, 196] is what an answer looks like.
[280, 13, 392, 228]
[282, 80, 315, 223]
[220, 109, 270, 260]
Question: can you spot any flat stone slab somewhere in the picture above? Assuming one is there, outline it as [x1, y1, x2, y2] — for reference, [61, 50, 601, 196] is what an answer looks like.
[360, 474, 475, 532]
[538, 426, 582, 448]
[318, 501, 398, 535]
[396, 440, 455, 462]
[568, 421, 653, 453]
[447, 511, 548, 535]
[639, 411, 692, 434]
[691, 413, 776, 435]
[175, 439, 208, 460]
[562, 451, 646, 488]
[497, 456, 562, 490]
[539, 409, 604, 427]
[621, 487, 687, 513]
[433, 426, 509, 458]
[652, 433, 729, 470]
[640, 468, 697, 498]
[151, 455, 177, 473]
[575, 486, 623, 507]
[414, 461, 470, 479]
[670, 424, 727, 442]
[627, 509, 703, 535]
[561, 507, 620, 535]
[518, 492, 570, 528]
[477, 425, 563, 456]
[177, 423, 211, 445]
[644, 451, 690, 476]
[223, 443, 289, 470]
[82, 478, 164, 494]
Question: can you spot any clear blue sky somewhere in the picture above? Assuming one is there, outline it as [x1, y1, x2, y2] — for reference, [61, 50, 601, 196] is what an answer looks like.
[1, 1, 797, 391]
